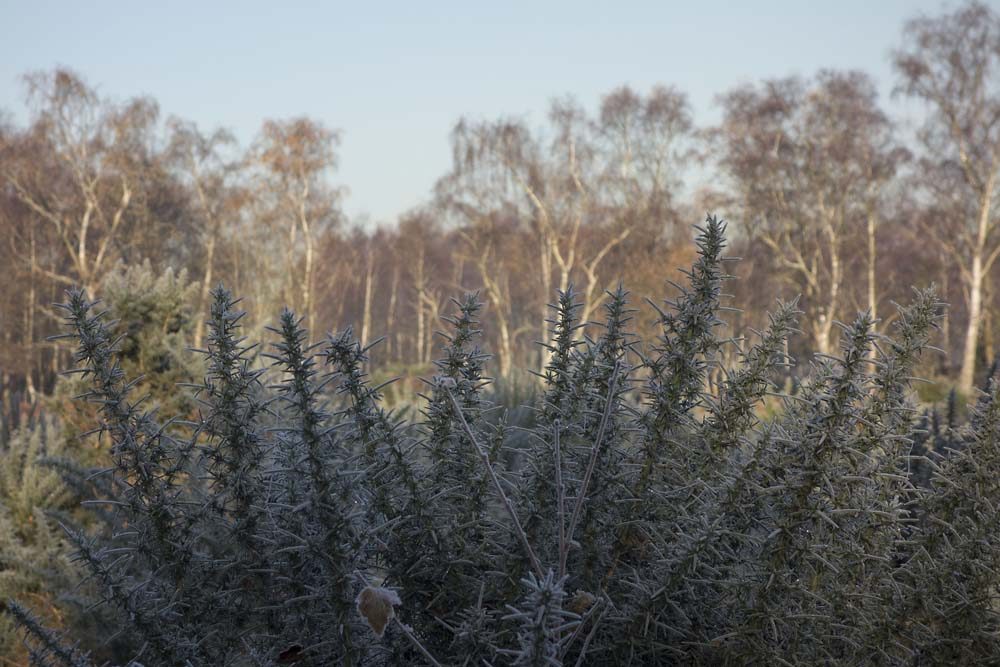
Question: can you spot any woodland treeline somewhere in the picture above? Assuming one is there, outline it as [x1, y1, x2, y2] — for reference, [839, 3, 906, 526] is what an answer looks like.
[2, 0, 999, 407]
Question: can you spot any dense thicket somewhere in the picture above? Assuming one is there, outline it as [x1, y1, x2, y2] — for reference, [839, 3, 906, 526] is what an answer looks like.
[2, 1, 999, 413]
[3, 1, 1000, 664]
[6, 217, 1000, 665]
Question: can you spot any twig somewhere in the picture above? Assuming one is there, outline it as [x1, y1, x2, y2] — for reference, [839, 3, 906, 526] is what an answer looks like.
[394, 617, 444, 667]
[562, 365, 619, 577]
[559, 595, 603, 662]
[573, 601, 607, 667]
[448, 390, 545, 578]
[555, 419, 567, 580]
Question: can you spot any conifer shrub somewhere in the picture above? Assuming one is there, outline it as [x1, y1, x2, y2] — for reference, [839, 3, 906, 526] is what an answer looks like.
[8, 216, 1000, 665]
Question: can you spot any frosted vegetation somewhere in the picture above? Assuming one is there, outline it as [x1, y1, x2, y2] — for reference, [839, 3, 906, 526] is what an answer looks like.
[5, 217, 1000, 665]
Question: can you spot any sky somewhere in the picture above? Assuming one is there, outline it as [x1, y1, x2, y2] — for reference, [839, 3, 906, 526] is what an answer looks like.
[0, 0, 969, 224]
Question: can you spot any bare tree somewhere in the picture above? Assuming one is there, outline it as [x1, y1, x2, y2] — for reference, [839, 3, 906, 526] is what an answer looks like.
[716, 71, 903, 355]
[0, 69, 177, 396]
[2, 69, 158, 297]
[250, 117, 343, 336]
[396, 212, 445, 366]
[441, 86, 691, 374]
[167, 118, 244, 348]
[591, 84, 692, 320]
[454, 213, 522, 378]
[894, 0, 1000, 391]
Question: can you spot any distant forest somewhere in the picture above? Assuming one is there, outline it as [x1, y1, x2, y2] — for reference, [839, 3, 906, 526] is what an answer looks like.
[2, 0, 999, 412]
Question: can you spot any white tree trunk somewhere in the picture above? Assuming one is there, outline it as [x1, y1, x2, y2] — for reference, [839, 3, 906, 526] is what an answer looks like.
[361, 246, 375, 346]
[959, 184, 995, 393]
[194, 234, 216, 349]
[959, 252, 984, 392]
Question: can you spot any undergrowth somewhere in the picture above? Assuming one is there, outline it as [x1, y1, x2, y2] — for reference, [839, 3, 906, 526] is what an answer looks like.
[8, 216, 1000, 665]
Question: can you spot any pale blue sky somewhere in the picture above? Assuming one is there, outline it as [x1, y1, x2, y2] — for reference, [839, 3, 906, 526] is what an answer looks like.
[0, 0, 968, 223]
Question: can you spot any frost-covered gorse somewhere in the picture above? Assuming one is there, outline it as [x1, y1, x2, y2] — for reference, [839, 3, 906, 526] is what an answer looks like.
[9, 216, 1000, 665]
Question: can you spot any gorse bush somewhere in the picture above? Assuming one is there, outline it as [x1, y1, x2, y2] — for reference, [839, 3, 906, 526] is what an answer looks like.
[8, 216, 1000, 665]
[49, 262, 202, 473]
[0, 264, 203, 664]
[0, 419, 77, 665]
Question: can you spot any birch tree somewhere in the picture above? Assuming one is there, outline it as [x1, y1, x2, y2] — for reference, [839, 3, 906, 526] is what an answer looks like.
[442, 86, 691, 374]
[716, 71, 903, 355]
[0, 69, 171, 395]
[2, 69, 157, 297]
[166, 119, 244, 349]
[250, 118, 342, 337]
[894, 0, 1000, 392]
